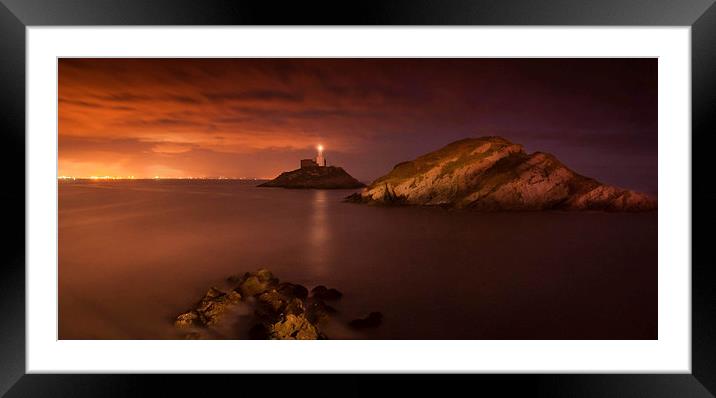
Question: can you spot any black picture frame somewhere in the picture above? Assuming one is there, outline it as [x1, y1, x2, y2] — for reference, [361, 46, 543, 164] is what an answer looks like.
[1, 0, 713, 396]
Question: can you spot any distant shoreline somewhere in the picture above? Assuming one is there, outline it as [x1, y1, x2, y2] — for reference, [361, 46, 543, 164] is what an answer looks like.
[58, 177, 271, 182]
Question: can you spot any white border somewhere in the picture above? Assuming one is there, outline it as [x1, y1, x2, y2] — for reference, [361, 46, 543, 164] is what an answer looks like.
[27, 27, 690, 373]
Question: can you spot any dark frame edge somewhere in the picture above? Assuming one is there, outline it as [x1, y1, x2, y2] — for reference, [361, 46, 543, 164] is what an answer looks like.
[1, 0, 714, 396]
[0, 1, 25, 397]
[1, 0, 716, 25]
[692, 0, 716, 395]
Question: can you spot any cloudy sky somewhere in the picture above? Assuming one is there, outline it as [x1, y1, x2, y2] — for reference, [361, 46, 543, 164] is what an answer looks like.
[58, 58, 657, 193]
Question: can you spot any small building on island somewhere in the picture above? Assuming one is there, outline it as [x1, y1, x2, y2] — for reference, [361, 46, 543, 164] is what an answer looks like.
[260, 143, 365, 189]
[301, 145, 327, 169]
[300, 159, 318, 168]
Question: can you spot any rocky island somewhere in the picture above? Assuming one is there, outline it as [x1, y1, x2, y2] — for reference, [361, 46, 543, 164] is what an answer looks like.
[258, 145, 365, 189]
[258, 165, 365, 189]
[347, 136, 656, 211]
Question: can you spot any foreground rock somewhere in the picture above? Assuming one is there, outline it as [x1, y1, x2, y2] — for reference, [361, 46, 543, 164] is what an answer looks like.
[174, 269, 363, 340]
[174, 287, 241, 329]
[258, 166, 365, 189]
[311, 285, 343, 301]
[346, 136, 656, 212]
[231, 269, 279, 297]
[305, 300, 337, 325]
[269, 314, 320, 340]
[348, 312, 383, 330]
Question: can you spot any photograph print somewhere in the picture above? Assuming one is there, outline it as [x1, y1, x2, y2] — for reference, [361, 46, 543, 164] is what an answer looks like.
[58, 58, 657, 340]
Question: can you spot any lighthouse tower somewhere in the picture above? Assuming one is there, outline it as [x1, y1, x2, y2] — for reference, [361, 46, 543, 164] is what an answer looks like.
[315, 145, 326, 167]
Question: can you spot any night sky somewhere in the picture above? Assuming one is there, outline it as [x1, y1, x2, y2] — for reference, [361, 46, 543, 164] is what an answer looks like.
[58, 58, 657, 194]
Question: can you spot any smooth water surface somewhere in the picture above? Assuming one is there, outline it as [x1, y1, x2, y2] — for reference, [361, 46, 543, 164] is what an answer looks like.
[58, 180, 657, 339]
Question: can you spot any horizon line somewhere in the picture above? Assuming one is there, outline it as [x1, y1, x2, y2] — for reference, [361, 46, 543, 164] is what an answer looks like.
[58, 176, 270, 180]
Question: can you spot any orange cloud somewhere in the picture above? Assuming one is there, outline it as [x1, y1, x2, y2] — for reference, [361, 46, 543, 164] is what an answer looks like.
[58, 58, 657, 192]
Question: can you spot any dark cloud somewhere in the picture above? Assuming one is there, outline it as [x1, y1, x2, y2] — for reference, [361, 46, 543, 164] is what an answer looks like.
[59, 98, 104, 108]
[93, 93, 203, 104]
[118, 118, 206, 128]
[95, 93, 152, 102]
[204, 90, 304, 103]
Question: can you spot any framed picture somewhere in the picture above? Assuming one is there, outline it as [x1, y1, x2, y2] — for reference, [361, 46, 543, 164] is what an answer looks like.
[2, 0, 712, 396]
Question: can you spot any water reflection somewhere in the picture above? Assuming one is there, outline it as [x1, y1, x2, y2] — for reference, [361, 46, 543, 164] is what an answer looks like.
[308, 190, 330, 277]
[59, 181, 657, 340]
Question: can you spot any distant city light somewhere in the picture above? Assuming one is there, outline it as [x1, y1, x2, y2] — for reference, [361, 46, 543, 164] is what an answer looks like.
[56, 175, 249, 180]
[58, 175, 137, 180]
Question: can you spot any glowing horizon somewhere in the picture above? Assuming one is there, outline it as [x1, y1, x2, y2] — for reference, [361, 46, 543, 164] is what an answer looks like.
[58, 58, 657, 193]
[57, 175, 264, 180]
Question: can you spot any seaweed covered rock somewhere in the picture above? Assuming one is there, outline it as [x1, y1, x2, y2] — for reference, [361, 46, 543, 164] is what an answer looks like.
[348, 312, 383, 330]
[311, 285, 343, 301]
[284, 298, 305, 316]
[174, 311, 200, 328]
[233, 269, 279, 297]
[269, 314, 320, 340]
[174, 287, 241, 328]
[255, 285, 308, 320]
[175, 269, 381, 339]
[277, 282, 309, 300]
[255, 290, 290, 322]
[197, 290, 242, 326]
[305, 300, 337, 325]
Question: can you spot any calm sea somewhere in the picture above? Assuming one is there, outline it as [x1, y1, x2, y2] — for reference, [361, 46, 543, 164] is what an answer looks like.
[58, 179, 657, 339]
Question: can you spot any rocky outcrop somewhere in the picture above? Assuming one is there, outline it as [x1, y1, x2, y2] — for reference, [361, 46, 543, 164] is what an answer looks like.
[348, 312, 383, 330]
[232, 269, 279, 297]
[269, 314, 320, 340]
[174, 287, 242, 328]
[347, 136, 656, 212]
[258, 166, 365, 189]
[305, 300, 337, 326]
[173, 269, 375, 340]
[311, 285, 343, 301]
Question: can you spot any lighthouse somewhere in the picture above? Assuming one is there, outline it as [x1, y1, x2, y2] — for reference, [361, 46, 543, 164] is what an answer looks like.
[299, 144, 327, 169]
[315, 144, 326, 167]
